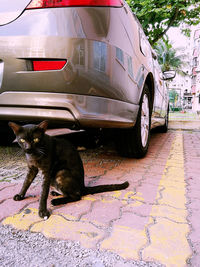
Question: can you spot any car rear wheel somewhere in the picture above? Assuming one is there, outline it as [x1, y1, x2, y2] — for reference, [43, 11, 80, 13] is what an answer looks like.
[116, 84, 151, 158]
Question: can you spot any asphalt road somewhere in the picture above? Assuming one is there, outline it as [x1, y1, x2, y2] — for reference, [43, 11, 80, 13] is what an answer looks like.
[0, 123, 200, 266]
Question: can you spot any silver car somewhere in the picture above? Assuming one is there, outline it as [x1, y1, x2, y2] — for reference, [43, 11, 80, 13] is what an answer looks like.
[0, 0, 174, 157]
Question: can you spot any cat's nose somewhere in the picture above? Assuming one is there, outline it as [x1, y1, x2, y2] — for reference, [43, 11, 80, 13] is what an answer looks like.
[24, 143, 31, 150]
[25, 148, 32, 154]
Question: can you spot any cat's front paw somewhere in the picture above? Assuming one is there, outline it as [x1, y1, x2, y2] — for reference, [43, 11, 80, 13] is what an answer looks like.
[13, 194, 24, 201]
[39, 209, 50, 220]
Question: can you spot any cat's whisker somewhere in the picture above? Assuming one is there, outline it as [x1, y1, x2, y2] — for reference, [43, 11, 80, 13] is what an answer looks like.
[36, 148, 46, 156]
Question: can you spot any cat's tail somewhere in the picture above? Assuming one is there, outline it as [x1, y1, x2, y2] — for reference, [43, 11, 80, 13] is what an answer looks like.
[82, 181, 129, 196]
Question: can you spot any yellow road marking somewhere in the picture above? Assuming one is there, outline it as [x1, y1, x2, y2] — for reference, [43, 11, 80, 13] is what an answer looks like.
[3, 208, 104, 248]
[143, 132, 191, 266]
[101, 217, 154, 259]
[3, 208, 41, 230]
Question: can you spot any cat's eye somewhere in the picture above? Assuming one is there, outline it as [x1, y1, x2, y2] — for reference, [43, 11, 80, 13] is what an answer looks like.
[33, 138, 39, 143]
[20, 138, 25, 143]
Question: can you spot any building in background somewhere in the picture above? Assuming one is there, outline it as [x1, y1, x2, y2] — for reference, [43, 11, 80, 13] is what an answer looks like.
[191, 27, 200, 113]
[167, 27, 192, 111]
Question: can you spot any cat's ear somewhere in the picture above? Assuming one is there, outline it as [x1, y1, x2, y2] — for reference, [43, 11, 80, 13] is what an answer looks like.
[38, 120, 48, 132]
[8, 122, 22, 135]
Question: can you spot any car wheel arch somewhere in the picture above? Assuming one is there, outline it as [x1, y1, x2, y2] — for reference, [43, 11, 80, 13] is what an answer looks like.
[139, 73, 154, 113]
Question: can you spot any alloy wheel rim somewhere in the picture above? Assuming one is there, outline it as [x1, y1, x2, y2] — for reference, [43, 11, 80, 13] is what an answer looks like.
[141, 93, 149, 147]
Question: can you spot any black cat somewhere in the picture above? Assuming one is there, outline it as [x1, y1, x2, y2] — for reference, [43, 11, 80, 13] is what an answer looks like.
[9, 121, 129, 219]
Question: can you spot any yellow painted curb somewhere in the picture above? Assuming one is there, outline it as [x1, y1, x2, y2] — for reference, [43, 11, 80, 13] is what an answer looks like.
[31, 214, 105, 248]
[101, 218, 153, 259]
[2, 208, 41, 230]
[2, 207, 105, 249]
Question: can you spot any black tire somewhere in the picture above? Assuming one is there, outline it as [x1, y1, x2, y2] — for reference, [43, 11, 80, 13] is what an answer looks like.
[116, 84, 151, 158]
[158, 105, 169, 133]
[0, 122, 15, 145]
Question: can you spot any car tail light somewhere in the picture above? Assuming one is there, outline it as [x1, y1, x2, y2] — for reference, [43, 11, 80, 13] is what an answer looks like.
[26, 0, 123, 9]
[32, 60, 67, 71]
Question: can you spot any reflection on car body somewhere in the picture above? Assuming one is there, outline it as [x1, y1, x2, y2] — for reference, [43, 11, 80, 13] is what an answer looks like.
[0, 0, 175, 157]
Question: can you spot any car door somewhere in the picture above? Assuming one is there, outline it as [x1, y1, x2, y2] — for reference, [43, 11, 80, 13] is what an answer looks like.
[152, 57, 165, 118]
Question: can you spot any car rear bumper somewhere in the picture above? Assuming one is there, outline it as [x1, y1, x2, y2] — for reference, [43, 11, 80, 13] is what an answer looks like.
[0, 7, 142, 105]
[0, 6, 143, 129]
[0, 91, 138, 129]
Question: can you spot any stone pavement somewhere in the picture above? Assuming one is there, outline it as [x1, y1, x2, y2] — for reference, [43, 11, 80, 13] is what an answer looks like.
[0, 129, 200, 266]
[169, 111, 200, 131]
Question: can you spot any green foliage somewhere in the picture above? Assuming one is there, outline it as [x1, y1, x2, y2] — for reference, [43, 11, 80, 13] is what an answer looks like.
[127, 0, 200, 44]
[154, 37, 186, 73]
[169, 89, 179, 109]
[169, 89, 178, 103]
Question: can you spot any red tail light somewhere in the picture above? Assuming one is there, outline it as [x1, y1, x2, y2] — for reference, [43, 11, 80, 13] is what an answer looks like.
[32, 60, 67, 71]
[26, 0, 123, 9]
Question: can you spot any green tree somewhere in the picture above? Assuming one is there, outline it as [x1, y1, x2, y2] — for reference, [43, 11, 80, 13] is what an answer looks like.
[169, 89, 179, 110]
[127, 0, 200, 45]
[154, 37, 186, 73]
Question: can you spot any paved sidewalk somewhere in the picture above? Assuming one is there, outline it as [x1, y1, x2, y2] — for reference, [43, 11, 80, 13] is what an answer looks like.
[169, 111, 200, 130]
[169, 111, 200, 121]
[169, 120, 200, 130]
[1, 128, 200, 266]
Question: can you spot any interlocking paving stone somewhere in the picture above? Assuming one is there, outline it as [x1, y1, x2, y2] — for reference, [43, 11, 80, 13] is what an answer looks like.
[1, 130, 200, 265]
